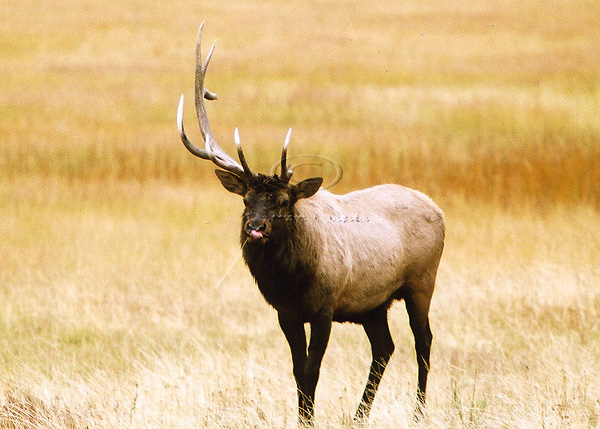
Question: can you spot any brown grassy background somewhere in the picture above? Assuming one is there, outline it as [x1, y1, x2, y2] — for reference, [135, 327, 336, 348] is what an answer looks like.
[2, 0, 599, 208]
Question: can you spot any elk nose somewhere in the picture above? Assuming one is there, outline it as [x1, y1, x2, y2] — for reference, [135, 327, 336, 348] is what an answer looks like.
[245, 220, 266, 233]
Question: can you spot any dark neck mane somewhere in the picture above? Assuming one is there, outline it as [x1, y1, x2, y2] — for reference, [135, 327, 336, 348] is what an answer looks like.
[241, 209, 317, 314]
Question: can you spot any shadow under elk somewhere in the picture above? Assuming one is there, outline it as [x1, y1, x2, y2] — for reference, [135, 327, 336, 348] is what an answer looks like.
[176, 23, 445, 425]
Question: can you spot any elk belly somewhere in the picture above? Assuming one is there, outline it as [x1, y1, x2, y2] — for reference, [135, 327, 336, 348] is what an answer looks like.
[335, 282, 398, 315]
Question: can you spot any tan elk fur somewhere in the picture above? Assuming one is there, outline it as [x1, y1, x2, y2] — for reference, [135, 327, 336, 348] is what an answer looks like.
[288, 184, 445, 318]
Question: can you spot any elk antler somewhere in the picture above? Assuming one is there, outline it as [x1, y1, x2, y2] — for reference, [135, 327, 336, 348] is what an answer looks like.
[280, 128, 293, 183]
[176, 22, 254, 178]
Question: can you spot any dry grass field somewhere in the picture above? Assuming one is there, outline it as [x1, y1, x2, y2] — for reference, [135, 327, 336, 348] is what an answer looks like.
[1, 0, 599, 427]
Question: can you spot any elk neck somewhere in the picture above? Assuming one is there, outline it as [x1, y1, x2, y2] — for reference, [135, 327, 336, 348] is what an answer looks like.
[241, 205, 319, 315]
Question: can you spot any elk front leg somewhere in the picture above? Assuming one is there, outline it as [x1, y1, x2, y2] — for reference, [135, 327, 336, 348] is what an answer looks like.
[278, 312, 309, 423]
[302, 308, 333, 424]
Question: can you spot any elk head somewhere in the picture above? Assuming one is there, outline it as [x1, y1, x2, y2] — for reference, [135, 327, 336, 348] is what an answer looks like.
[177, 23, 323, 244]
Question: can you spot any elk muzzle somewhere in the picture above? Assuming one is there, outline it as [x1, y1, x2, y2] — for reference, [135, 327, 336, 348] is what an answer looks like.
[244, 218, 271, 243]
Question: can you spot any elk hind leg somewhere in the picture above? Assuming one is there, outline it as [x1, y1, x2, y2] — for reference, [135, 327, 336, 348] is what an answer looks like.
[405, 288, 433, 419]
[354, 305, 395, 422]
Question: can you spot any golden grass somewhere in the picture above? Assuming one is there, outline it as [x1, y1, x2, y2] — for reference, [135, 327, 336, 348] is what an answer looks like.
[1, 0, 600, 427]
[1, 178, 599, 427]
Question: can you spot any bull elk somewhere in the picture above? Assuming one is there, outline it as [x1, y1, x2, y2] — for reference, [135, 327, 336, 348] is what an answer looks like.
[176, 23, 445, 425]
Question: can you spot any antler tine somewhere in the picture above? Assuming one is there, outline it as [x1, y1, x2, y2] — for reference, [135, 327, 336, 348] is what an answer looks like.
[203, 88, 218, 100]
[177, 94, 209, 160]
[280, 128, 293, 182]
[234, 128, 254, 176]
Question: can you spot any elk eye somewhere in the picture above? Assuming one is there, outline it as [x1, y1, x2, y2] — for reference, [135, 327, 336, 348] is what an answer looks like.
[280, 199, 290, 208]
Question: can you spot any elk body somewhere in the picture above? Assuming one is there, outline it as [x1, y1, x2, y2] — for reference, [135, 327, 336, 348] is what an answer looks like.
[177, 23, 445, 425]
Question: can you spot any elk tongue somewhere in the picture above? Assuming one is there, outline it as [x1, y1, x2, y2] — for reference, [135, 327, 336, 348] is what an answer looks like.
[249, 230, 263, 240]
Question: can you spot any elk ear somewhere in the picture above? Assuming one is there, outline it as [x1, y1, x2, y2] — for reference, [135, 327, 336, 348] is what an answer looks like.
[215, 170, 247, 196]
[292, 177, 323, 200]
